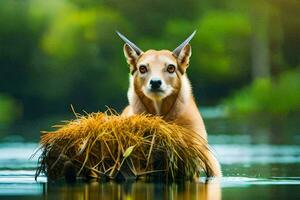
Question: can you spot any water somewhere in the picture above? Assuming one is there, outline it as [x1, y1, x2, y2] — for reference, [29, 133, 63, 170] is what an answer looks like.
[0, 116, 300, 199]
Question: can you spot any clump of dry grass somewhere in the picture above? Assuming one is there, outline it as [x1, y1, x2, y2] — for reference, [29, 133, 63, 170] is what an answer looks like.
[35, 110, 214, 181]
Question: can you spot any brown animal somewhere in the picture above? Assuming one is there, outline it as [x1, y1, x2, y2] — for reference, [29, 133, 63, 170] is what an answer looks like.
[117, 31, 222, 177]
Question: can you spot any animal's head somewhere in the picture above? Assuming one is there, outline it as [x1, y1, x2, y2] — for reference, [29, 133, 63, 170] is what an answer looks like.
[117, 31, 195, 101]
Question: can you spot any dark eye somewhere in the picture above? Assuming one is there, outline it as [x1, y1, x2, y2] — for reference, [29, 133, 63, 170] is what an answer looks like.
[139, 65, 148, 74]
[167, 64, 176, 73]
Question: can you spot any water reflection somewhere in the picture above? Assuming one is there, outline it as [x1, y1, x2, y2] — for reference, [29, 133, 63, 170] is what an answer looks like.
[1, 113, 300, 200]
[46, 180, 221, 200]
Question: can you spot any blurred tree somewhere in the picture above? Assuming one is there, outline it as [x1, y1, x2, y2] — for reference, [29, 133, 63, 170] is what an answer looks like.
[0, 0, 299, 126]
[276, 0, 300, 68]
[0, 95, 20, 126]
[165, 11, 251, 103]
[0, 0, 45, 121]
[223, 68, 300, 115]
[104, 0, 205, 36]
[250, 0, 271, 79]
[0, 1, 33, 103]
[31, 2, 130, 116]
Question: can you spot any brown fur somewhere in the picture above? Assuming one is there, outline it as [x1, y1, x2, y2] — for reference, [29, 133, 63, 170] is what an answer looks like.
[121, 44, 222, 177]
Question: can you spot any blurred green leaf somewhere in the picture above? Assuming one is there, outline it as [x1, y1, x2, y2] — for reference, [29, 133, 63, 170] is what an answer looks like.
[0, 95, 20, 126]
[123, 145, 135, 158]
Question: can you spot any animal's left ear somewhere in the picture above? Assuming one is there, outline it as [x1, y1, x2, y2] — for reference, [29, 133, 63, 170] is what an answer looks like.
[172, 31, 196, 74]
[176, 44, 192, 73]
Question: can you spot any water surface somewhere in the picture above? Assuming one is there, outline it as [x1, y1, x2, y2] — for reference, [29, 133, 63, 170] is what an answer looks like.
[0, 116, 299, 199]
[0, 140, 299, 199]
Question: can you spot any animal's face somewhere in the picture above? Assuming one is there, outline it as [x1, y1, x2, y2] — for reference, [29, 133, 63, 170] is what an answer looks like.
[134, 50, 179, 100]
[118, 31, 194, 101]
[123, 45, 191, 101]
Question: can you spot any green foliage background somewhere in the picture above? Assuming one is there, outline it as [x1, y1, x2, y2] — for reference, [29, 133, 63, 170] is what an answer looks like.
[0, 0, 299, 128]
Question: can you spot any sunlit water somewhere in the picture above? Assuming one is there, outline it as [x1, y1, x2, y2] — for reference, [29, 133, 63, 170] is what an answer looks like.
[0, 138, 299, 199]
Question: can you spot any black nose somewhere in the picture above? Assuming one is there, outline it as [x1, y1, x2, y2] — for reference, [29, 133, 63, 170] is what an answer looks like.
[150, 79, 162, 90]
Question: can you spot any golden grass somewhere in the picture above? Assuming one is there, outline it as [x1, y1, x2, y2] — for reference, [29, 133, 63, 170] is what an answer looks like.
[35, 110, 214, 181]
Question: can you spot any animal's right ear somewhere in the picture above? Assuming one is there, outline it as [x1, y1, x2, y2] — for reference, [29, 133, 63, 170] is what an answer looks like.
[123, 44, 139, 74]
[116, 31, 143, 74]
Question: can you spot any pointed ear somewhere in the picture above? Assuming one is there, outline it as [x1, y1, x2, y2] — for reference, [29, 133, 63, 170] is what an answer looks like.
[123, 44, 140, 74]
[176, 44, 192, 74]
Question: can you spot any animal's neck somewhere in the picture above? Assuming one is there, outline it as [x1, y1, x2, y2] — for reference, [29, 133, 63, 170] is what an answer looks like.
[152, 99, 162, 115]
[132, 88, 177, 116]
